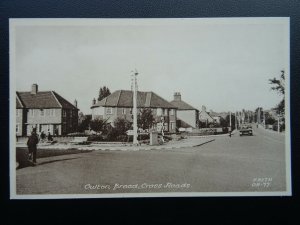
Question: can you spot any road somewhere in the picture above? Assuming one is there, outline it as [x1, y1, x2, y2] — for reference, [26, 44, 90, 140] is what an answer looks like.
[16, 126, 288, 195]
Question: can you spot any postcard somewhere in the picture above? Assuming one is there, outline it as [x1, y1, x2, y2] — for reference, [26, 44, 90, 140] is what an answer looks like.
[10, 18, 291, 198]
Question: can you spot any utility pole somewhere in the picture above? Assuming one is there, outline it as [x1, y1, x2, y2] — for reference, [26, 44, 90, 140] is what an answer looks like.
[278, 114, 280, 133]
[229, 111, 232, 131]
[131, 70, 139, 145]
[235, 111, 237, 130]
[263, 111, 265, 128]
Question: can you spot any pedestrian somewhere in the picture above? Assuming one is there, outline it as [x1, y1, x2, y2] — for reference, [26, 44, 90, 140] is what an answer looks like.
[47, 131, 53, 141]
[229, 131, 232, 138]
[40, 131, 46, 142]
[27, 128, 39, 165]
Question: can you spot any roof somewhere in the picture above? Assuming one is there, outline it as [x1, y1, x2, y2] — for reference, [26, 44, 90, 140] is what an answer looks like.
[91, 90, 177, 109]
[170, 99, 198, 111]
[16, 91, 78, 110]
[209, 111, 228, 119]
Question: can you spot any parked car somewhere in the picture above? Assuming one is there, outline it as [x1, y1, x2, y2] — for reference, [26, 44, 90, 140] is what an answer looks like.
[239, 125, 253, 136]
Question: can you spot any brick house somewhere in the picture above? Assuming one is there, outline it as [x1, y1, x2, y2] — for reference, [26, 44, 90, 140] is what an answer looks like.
[91, 90, 177, 133]
[170, 92, 199, 128]
[16, 84, 79, 136]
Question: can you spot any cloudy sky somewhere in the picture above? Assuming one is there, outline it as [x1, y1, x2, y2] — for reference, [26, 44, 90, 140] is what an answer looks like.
[11, 18, 289, 114]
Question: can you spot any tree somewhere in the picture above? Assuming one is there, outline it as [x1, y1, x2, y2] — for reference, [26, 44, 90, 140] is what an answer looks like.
[98, 86, 111, 101]
[265, 112, 276, 125]
[269, 70, 285, 115]
[90, 119, 105, 132]
[137, 108, 155, 130]
[78, 114, 92, 132]
[225, 114, 236, 130]
[254, 107, 263, 123]
[114, 118, 131, 135]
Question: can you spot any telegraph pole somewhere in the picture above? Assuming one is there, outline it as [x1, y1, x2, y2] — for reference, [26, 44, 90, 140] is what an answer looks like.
[131, 70, 139, 145]
[229, 111, 232, 131]
[235, 111, 237, 130]
[277, 114, 280, 133]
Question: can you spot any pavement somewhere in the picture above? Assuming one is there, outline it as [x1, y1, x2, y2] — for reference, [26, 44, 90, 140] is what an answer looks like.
[16, 136, 216, 151]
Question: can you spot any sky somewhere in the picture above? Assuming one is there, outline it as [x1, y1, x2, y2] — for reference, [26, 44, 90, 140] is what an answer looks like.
[12, 18, 289, 114]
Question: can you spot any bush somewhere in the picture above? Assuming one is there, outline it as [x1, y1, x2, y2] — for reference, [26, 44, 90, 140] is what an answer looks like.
[138, 133, 150, 141]
[106, 128, 119, 141]
[116, 135, 128, 142]
[87, 135, 104, 142]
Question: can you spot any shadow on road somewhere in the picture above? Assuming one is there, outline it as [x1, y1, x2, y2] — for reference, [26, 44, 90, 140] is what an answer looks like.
[17, 157, 81, 170]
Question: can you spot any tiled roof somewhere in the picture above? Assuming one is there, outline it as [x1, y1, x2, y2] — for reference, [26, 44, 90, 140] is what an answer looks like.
[170, 100, 198, 111]
[16, 91, 77, 110]
[91, 90, 177, 109]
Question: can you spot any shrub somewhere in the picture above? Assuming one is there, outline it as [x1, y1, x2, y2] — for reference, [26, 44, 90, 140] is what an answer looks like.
[116, 135, 128, 142]
[87, 135, 104, 142]
[106, 128, 119, 141]
[138, 133, 150, 141]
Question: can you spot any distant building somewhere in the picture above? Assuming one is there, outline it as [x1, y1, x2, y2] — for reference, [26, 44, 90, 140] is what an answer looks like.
[16, 84, 79, 136]
[170, 92, 199, 128]
[209, 110, 228, 125]
[91, 90, 177, 133]
[199, 105, 214, 124]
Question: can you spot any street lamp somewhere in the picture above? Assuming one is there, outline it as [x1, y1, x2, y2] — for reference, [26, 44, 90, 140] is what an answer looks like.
[131, 70, 139, 145]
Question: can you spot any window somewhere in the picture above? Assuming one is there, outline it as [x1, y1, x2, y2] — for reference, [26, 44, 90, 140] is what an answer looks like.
[49, 109, 55, 116]
[170, 109, 174, 116]
[16, 124, 20, 133]
[40, 109, 44, 116]
[130, 108, 133, 114]
[29, 109, 34, 117]
[106, 107, 113, 115]
[122, 108, 126, 115]
[171, 122, 175, 130]
[63, 110, 67, 117]
[16, 109, 20, 117]
[163, 109, 168, 115]
[157, 108, 162, 116]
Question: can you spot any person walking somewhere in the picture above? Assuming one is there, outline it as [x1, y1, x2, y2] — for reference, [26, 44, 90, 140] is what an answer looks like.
[27, 128, 39, 165]
[47, 131, 53, 141]
[40, 131, 46, 142]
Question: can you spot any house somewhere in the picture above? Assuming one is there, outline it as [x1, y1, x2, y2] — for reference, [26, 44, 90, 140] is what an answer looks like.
[199, 105, 214, 125]
[170, 92, 199, 128]
[16, 84, 79, 136]
[209, 110, 227, 125]
[91, 90, 177, 133]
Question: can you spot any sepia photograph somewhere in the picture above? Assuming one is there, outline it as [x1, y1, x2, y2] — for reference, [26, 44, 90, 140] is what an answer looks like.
[9, 18, 291, 198]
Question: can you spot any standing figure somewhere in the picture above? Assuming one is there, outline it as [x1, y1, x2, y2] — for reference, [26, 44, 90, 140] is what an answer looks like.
[47, 131, 53, 141]
[40, 131, 46, 142]
[27, 128, 39, 165]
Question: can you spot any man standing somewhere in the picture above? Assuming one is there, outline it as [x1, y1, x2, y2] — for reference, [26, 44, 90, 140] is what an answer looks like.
[27, 128, 39, 165]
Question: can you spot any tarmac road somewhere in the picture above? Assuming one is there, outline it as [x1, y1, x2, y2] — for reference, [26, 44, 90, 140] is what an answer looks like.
[15, 126, 288, 195]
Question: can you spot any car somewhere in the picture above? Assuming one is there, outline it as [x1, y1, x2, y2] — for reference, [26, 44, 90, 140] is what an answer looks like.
[239, 125, 253, 136]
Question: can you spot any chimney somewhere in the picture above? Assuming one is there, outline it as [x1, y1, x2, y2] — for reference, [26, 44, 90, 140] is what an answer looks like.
[174, 92, 181, 101]
[74, 99, 78, 108]
[92, 98, 96, 105]
[31, 84, 38, 95]
[202, 105, 206, 112]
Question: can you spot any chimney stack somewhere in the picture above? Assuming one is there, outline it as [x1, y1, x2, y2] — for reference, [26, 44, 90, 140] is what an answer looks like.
[92, 98, 96, 105]
[74, 99, 78, 108]
[174, 92, 181, 101]
[31, 84, 38, 95]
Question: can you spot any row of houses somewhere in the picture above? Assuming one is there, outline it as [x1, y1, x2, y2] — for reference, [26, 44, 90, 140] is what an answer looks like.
[16, 84, 226, 136]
